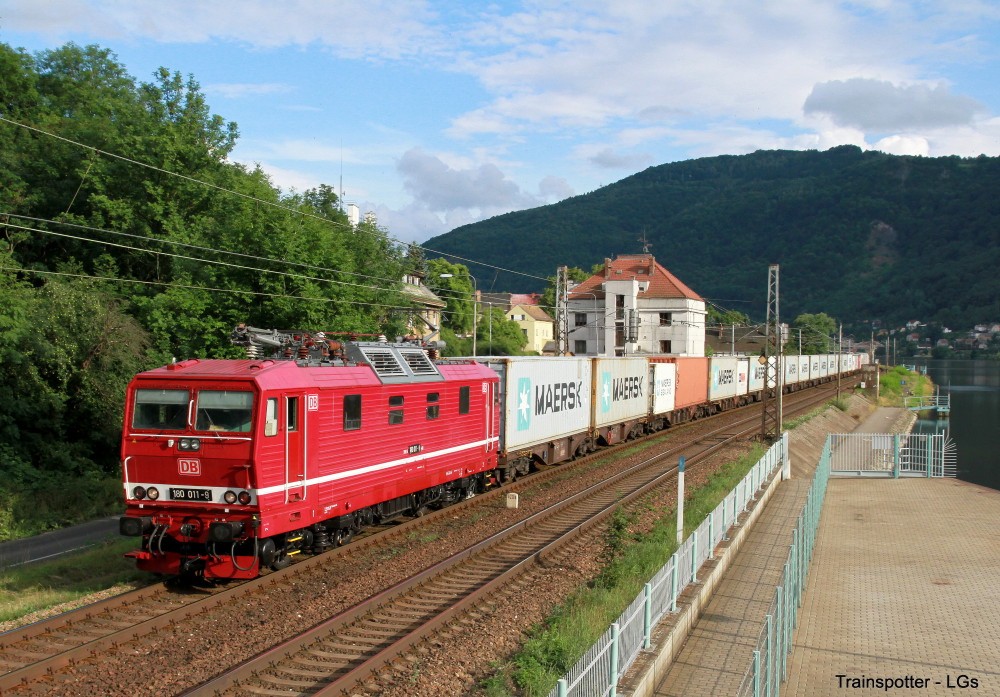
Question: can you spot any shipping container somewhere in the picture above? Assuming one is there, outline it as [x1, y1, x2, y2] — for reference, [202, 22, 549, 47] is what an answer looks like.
[485, 357, 592, 451]
[650, 362, 677, 416]
[593, 357, 650, 428]
[748, 356, 771, 393]
[783, 356, 799, 386]
[798, 356, 811, 384]
[709, 356, 741, 402]
[671, 357, 710, 410]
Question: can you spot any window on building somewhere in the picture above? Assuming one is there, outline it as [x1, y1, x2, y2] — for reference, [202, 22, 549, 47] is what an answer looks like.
[575, 313, 587, 327]
[574, 340, 587, 354]
[426, 392, 440, 420]
[522, 328, 528, 338]
[660, 340, 672, 353]
[388, 395, 404, 424]
[459, 386, 470, 414]
[659, 312, 672, 326]
[343, 394, 362, 431]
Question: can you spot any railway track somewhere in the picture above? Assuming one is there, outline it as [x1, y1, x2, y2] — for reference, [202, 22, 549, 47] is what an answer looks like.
[182, 385, 844, 697]
[0, 383, 850, 696]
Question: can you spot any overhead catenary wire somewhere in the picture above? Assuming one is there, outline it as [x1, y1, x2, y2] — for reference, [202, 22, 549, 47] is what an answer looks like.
[0, 265, 422, 312]
[1, 214, 486, 307]
[0, 114, 550, 286]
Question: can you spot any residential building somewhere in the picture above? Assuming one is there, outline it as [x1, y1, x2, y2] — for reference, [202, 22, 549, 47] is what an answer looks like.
[567, 254, 706, 356]
[508, 303, 554, 354]
[400, 271, 447, 341]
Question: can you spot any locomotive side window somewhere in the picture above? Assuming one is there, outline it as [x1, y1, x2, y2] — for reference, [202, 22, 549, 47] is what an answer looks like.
[286, 396, 299, 432]
[426, 392, 439, 420]
[265, 398, 278, 436]
[343, 394, 362, 431]
[196, 391, 254, 432]
[459, 386, 470, 414]
[388, 395, 404, 425]
[133, 389, 189, 430]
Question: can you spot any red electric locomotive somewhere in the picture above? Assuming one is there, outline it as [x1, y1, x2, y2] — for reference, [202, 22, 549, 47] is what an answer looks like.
[119, 327, 499, 579]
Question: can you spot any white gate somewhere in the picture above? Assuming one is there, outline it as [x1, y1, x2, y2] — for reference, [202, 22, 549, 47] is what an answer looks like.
[829, 433, 956, 477]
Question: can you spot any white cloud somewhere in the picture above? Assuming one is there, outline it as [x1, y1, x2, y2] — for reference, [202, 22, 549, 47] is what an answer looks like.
[873, 135, 931, 156]
[236, 160, 320, 194]
[584, 147, 652, 170]
[538, 175, 574, 201]
[397, 147, 539, 213]
[804, 78, 985, 131]
[1, 0, 443, 59]
[205, 82, 294, 99]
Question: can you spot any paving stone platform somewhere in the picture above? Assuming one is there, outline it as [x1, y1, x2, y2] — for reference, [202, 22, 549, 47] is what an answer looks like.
[624, 404, 1000, 697]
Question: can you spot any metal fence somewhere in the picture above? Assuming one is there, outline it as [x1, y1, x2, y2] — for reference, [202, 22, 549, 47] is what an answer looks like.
[903, 394, 950, 411]
[735, 435, 832, 697]
[549, 433, 790, 697]
[828, 433, 957, 478]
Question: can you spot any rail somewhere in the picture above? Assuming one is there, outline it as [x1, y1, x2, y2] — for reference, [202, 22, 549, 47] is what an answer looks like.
[549, 434, 790, 697]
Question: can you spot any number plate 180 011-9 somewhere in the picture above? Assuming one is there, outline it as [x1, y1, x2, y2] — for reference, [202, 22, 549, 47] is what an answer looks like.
[170, 487, 213, 502]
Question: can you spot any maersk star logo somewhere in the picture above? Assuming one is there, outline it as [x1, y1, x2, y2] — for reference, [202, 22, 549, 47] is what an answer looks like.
[517, 377, 532, 430]
[601, 371, 611, 412]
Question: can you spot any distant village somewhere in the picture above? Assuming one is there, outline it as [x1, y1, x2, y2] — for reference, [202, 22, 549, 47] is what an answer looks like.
[403, 252, 1000, 361]
[876, 320, 1000, 359]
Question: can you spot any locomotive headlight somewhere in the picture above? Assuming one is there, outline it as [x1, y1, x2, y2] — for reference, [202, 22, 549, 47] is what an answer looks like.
[147, 487, 160, 501]
[132, 485, 147, 500]
[223, 490, 238, 504]
[179, 438, 201, 451]
[237, 491, 252, 505]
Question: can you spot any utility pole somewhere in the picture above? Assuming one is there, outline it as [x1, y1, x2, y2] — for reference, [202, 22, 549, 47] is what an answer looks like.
[556, 266, 568, 355]
[761, 264, 782, 442]
[837, 323, 842, 401]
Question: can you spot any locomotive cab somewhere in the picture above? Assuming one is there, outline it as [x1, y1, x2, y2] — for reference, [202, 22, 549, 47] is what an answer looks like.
[120, 334, 501, 581]
[120, 366, 265, 579]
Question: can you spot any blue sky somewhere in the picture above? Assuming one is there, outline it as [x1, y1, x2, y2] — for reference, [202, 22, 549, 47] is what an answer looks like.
[2, 1, 999, 243]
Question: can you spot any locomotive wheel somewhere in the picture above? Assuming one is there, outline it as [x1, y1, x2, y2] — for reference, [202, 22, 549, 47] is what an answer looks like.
[335, 528, 354, 546]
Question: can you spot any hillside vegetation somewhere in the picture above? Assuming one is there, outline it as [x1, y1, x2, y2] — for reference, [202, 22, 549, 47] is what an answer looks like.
[425, 147, 1000, 329]
[0, 42, 411, 537]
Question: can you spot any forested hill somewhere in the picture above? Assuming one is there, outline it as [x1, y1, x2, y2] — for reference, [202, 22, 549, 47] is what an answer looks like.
[425, 147, 1000, 328]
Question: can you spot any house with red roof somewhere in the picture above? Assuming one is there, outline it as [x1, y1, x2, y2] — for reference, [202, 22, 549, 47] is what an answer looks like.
[566, 254, 706, 356]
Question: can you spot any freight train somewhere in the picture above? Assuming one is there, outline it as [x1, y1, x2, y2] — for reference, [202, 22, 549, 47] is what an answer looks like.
[119, 326, 865, 579]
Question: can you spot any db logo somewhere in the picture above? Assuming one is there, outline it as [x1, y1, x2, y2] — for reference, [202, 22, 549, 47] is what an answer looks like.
[178, 459, 201, 476]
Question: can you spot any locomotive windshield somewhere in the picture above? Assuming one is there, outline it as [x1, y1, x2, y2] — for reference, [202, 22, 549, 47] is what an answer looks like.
[195, 390, 254, 432]
[132, 389, 189, 430]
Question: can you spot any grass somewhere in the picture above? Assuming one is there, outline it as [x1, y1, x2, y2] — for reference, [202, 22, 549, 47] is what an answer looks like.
[0, 475, 123, 543]
[0, 538, 148, 624]
[877, 365, 934, 407]
[483, 444, 766, 697]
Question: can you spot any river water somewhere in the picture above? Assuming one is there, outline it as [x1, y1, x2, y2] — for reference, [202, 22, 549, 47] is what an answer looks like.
[907, 359, 1000, 491]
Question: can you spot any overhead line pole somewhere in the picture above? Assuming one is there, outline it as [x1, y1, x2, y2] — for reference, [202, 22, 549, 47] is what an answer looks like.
[761, 264, 782, 442]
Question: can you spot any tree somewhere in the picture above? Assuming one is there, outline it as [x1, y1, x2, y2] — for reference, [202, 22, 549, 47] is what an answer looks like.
[541, 266, 592, 309]
[426, 258, 475, 334]
[788, 312, 838, 354]
[476, 306, 527, 356]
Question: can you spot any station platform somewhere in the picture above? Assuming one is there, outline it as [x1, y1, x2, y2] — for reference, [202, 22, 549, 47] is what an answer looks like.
[623, 404, 1000, 697]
